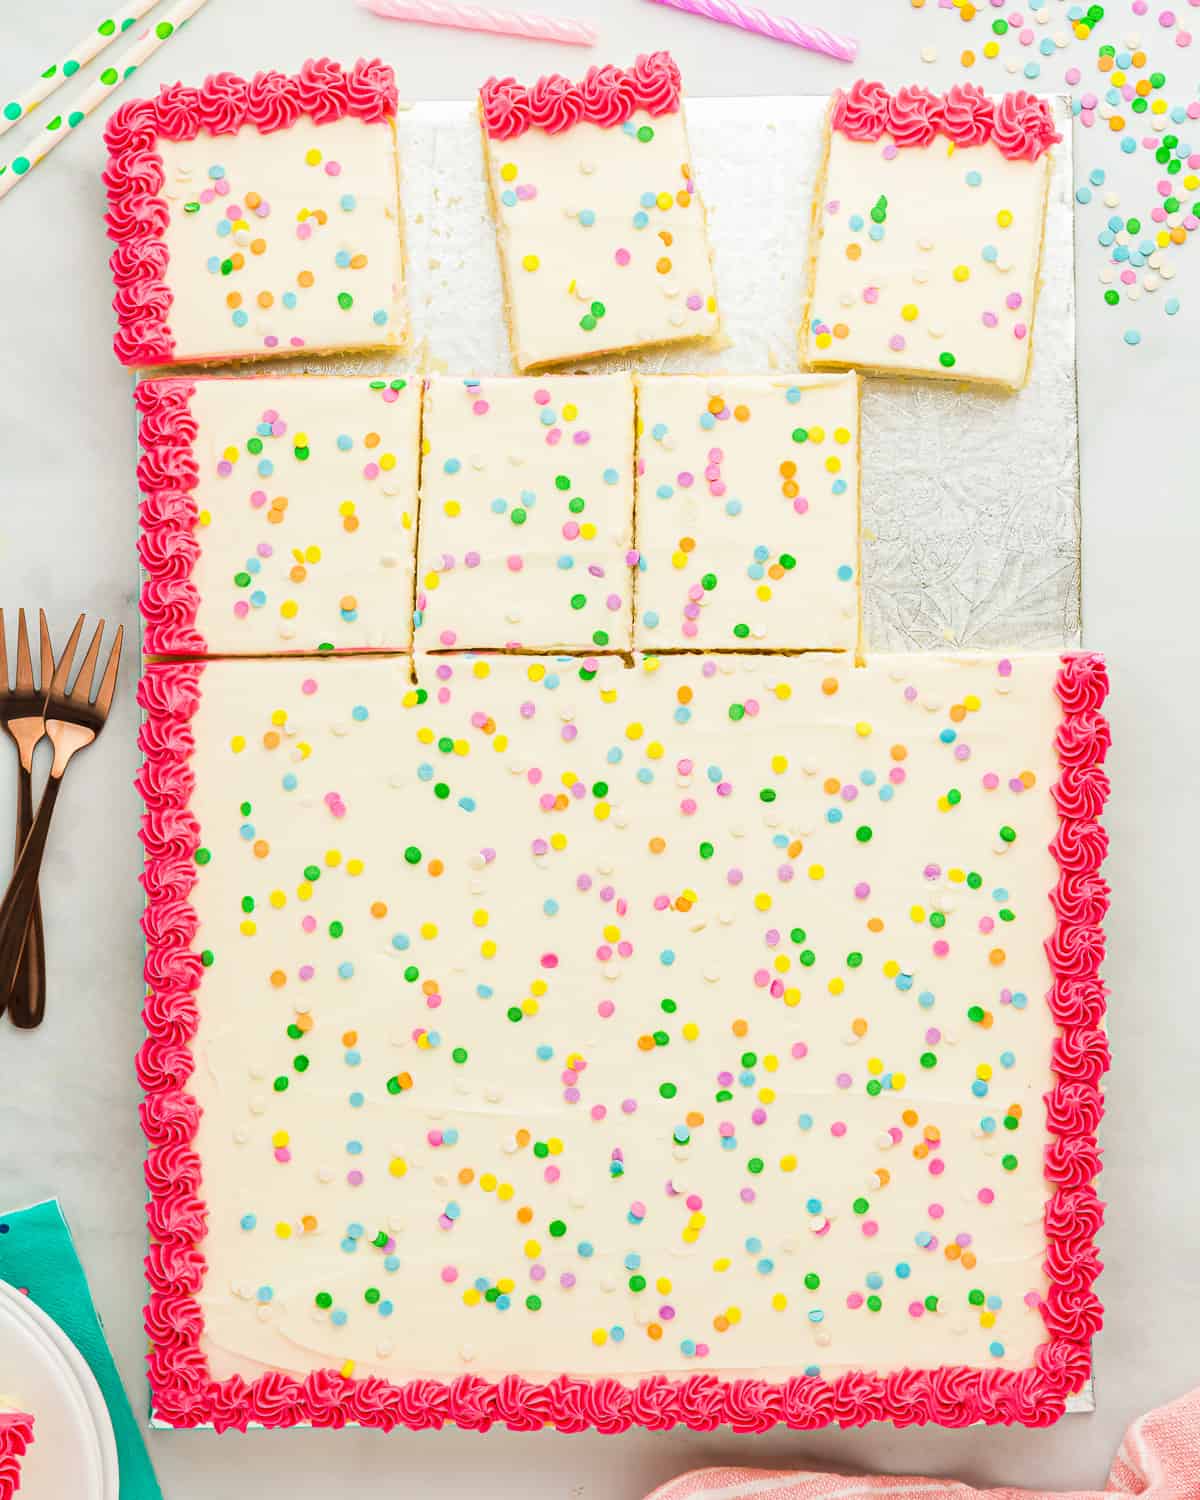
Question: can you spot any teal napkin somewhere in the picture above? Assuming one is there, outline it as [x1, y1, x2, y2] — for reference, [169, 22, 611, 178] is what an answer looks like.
[0, 1198, 161, 1500]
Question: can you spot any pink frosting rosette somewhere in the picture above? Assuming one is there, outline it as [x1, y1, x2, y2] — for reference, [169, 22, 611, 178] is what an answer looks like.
[885, 84, 945, 148]
[830, 79, 891, 140]
[526, 74, 584, 135]
[992, 88, 1062, 160]
[480, 76, 531, 140]
[940, 81, 995, 147]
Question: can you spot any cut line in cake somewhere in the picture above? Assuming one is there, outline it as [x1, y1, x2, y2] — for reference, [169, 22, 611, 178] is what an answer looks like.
[104, 60, 408, 368]
[479, 54, 721, 373]
[137, 647, 1106, 1429]
[801, 83, 1060, 391]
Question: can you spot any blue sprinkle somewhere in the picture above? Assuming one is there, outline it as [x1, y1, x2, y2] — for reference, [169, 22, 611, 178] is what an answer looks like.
[240, 1213, 257, 1231]
[1123, 329, 1142, 346]
[1166, 297, 1181, 317]
[331, 1309, 348, 1327]
[340, 193, 356, 211]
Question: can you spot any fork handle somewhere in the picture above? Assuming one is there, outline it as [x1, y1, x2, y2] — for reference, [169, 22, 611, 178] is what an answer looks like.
[6, 762, 46, 1029]
[0, 774, 62, 1017]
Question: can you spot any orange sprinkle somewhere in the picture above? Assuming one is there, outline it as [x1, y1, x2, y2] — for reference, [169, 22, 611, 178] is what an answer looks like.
[732, 1018, 749, 1037]
[637, 1035, 655, 1052]
[989, 947, 1006, 966]
[655, 256, 672, 274]
[833, 323, 849, 339]
[428, 859, 444, 876]
[257, 291, 274, 309]
[649, 836, 666, 854]
[924, 1125, 941, 1143]
[779, 460, 797, 479]
[686, 1110, 704, 1127]
[866, 916, 884, 933]
[945, 1243, 962, 1261]
[821, 678, 839, 696]
[950, 704, 966, 723]
[679, 535, 695, 553]
[902, 1108, 919, 1127]
[707, 397, 724, 416]
[263, 730, 280, 749]
[517, 1205, 533, 1224]
[370, 901, 388, 918]
[301, 1214, 317, 1232]
[851, 1017, 868, 1038]
[714, 1315, 730, 1332]
[846, 243, 862, 261]
[297, 269, 315, 287]
[961, 1251, 977, 1270]
[226, 292, 242, 309]
[733, 404, 750, 422]
[823, 777, 841, 794]
[365, 431, 381, 448]
[891, 744, 908, 761]
[647, 1324, 663, 1341]
[343, 1030, 358, 1046]
[350, 252, 368, 269]
[458, 1167, 474, 1185]
[516, 1128, 531, 1147]
[250, 238, 266, 255]
[270, 970, 286, 988]
[677, 686, 693, 704]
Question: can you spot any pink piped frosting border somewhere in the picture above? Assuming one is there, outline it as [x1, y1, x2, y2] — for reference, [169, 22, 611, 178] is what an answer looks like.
[137, 377, 205, 656]
[481, 52, 681, 141]
[0, 1412, 34, 1500]
[136, 653, 1107, 1432]
[102, 59, 398, 368]
[830, 80, 1061, 161]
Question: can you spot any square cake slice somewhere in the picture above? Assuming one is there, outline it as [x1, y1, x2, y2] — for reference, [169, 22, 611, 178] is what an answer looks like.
[479, 53, 719, 371]
[415, 374, 635, 651]
[0, 1409, 33, 1500]
[138, 374, 419, 655]
[104, 60, 406, 367]
[634, 374, 860, 651]
[802, 83, 1060, 390]
[138, 648, 1106, 1431]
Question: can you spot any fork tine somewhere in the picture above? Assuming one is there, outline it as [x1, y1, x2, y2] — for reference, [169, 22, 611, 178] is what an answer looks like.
[0, 609, 8, 694]
[49, 614, 85, 698]
[15, 609, 34, 692]
[70, 619, 106, 705]
[94, 624, 123, 716]
[38, 609, 53, 693]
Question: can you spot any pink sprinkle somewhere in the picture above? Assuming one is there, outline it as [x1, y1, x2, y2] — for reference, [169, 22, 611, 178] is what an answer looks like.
[881, 143, 898, 160]
[862, 1219, 878, 1237]
[325, 160, 342, 176]
[540, 952, 558, 969]
[836, 1072, 852, 1089]
[441, 1266, 458, 1283]
[233, 601, 249, 619]
[1065, 67, 1081, 85]
[979, 1187, 996, 1205]
[854, 881, 870, 900]
[831, 1121, 847, 1138]
[982, 310, 999, 328]
[347, 1169, 363, 1186]
[216, 460, 233, 478]
[929, 1202, 944, 1220]
[506, 555, 524, 572]
[296, 221, 312, 240]
[847, 1292, 864, 1309]
[791, 1042, 808, 1060]
[546, 427, 562, 446]
[1013, 322, 1028, 340]
[1005, 292, 1023, 310]
[908, 1301, 924, 1319]
[1160, 8, 1176, 24]
[888, 334, 906, 352]
[263, 336, 279, 348]
[299, 964, 314, 981]
[932, 939, 949, 958]
[863, 285, 879, 304]
[614, 248, 631, 266]
[1178, 29, 1192, 45]
[472, 399, 490, 415]
[597, 999, 614, 1018]
[997, 658, 1012, 676]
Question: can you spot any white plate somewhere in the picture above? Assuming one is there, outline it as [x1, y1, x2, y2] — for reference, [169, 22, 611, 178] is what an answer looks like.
[0, 1280, 118, 1500]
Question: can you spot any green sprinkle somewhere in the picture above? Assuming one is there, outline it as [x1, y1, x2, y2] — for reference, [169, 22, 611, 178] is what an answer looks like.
[404, 845, 422, 864]
[938, 351, 956, 369]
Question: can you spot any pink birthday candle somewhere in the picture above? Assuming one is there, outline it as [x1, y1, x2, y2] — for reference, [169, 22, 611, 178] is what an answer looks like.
[644, 0, 858, 62]
[359, 0, 597, 45]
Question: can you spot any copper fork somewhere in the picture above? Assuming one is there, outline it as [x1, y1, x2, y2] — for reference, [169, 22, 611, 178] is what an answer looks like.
[0, 616, 123, 1024]
[0, 610, 52, 1028]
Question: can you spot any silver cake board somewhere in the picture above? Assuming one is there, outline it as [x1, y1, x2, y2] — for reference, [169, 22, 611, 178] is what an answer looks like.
[137, 93, 1090, 1424]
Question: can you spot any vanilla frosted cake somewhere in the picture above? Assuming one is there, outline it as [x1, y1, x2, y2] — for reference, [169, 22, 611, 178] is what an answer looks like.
[0, 1408, 33, 1500]
[415, 375, 635, 652]
[802, 83, 1059, 390]
[139, 647, 1107, 1430]
[104, 60, 406, 367]
[479, 53, 720, 372]
[138, 374, 419, 656]
[634, 375, 860, 651]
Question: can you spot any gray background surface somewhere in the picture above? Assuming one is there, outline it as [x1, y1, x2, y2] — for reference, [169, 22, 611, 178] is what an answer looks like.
[0, 0, 1194, 1495]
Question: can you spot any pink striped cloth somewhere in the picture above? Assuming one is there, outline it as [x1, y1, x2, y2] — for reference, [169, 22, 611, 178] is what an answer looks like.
[645, 1387, 1200, 1500]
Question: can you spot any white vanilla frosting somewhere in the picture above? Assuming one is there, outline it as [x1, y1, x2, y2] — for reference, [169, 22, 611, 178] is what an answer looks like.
[158, 117, 406, 363]
[415, 375, 635, 652]
[180, 650, 1060, 1386]
[634, 374, 860, 651]
[177, 376, 418, 653]
[483, 112, 719, 371]
[804, 133, 1050, 389]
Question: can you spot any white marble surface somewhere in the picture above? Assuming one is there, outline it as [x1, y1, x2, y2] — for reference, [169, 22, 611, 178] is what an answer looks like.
[0, 1, 1196, 1496]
